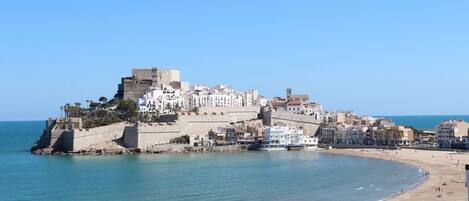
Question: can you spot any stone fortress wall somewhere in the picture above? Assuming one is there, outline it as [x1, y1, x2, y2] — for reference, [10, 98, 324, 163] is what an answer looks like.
[35, 106, 320, 152]
[63, 122, 130, 152]
[126, 106, 260, 149]
[52, 107, 259, 151]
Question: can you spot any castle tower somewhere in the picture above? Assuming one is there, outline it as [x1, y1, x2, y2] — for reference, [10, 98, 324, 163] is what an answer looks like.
[287, 88, 292, 101]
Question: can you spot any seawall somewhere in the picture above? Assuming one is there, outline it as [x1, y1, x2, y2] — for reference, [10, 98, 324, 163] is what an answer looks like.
[32, 106, 323, 153]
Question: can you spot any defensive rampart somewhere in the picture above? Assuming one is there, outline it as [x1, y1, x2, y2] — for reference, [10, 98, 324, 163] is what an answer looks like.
[32, 107, 259, 153]
[124, 107, 260, 149]
[65, 123, 129, 152]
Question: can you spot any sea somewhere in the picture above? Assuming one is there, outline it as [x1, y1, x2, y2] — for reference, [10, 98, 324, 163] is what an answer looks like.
[383, 115, 469, 130]
[2, 117, 460, 201]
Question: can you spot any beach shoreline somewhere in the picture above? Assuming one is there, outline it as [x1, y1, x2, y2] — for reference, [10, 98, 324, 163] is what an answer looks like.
[325, 148, 468, 201]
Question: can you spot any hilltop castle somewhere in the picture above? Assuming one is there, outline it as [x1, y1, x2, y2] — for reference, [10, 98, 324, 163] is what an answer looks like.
[31, 67, 322, 154]
[118, 68, 189, 101]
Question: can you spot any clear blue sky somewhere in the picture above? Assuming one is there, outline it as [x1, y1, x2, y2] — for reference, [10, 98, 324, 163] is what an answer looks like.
[1, 0, 469, 120]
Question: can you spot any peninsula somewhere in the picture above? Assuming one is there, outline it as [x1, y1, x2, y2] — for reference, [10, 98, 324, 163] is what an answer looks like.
[29, 67, 469, 201]
[31, 67, 469, 155]
[31, 67, 322, 155]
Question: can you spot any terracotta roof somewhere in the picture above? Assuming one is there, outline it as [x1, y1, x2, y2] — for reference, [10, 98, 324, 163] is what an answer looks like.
[287, 101, 302, 106]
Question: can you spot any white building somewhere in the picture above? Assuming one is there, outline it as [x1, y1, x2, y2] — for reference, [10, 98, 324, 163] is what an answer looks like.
[189, 84, 258, 109]
[304, 103, 323, 121]
[303, 135, 319, 150]
[137, 84, 184, 113]
[260, 126, 305, 151]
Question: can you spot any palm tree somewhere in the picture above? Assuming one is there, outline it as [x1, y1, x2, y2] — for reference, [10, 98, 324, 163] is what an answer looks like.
[65, 103, 71, 118]
[75, 102, 81, 117]
[60, 106, 63, 118]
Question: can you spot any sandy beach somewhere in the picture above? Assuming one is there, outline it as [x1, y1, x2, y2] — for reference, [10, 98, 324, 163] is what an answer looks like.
[327, 148, 468, 201]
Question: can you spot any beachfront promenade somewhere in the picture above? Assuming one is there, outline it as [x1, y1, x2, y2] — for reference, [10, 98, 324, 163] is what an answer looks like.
[329, 148, 468, 201]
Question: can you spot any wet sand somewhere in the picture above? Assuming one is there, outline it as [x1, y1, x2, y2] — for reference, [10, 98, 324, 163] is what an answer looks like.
[326, 148, 468, 201]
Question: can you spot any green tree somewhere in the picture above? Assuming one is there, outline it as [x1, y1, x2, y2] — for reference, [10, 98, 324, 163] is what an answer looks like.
[89, 101, 100, 109]
[117, 99, 137, 122]
[97, 109, 108, 118]
[99, 96, 108, 105]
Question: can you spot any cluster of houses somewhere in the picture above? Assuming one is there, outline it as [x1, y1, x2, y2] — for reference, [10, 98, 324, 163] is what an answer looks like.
[195, 122, 319, 151]
[318, 112, 414, 146]
[124, 67, 469, 150]
[269, 88, 324, 122]
[319, 112, 469, 149]
[121, 68, 260, 114]
[137, 84, 260, 113]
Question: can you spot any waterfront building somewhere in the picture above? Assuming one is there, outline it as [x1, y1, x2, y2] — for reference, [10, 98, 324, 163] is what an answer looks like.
[319, 122, 413, 146]
[208, 126, 259, 145]
[191, 135, 214, 147]
[260, 126, 304, 151]
[137, 84, 184, 113]
[415, 131, 437, 147]
[319, 126, 337, 144]
[436, 120, 469, 148]
[303, 135, 319, 149]
[208, 127, 238, 145]
[373, 126, 414, 146]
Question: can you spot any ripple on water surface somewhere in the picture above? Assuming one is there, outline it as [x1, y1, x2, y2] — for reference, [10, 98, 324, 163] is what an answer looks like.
[0, 122, 423, 201]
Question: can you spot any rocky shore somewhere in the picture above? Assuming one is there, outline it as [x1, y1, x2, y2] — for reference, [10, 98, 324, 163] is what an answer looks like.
[32, 144, 251, 156]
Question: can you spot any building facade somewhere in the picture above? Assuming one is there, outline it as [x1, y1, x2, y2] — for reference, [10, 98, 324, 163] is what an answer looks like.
[189, 85, 258, 109]
[260, 126, 305, 150]
[119, 67, 184, 101]
[137, 84, 184, 113]
[436, 120, 469, 148]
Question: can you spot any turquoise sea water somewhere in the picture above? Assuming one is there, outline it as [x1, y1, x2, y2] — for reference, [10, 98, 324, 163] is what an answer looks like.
[383, 115, 469, 130]
[0, 121, 424, 201]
